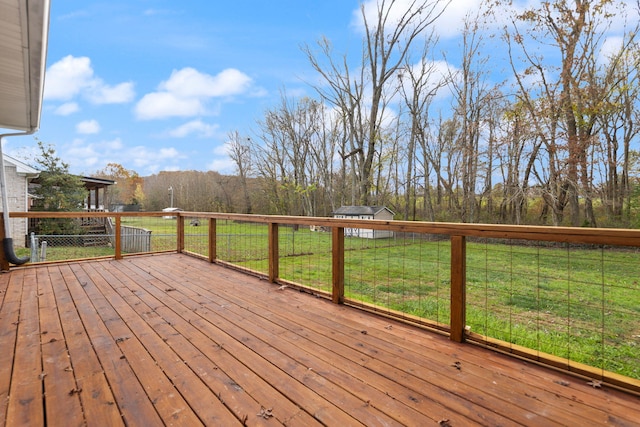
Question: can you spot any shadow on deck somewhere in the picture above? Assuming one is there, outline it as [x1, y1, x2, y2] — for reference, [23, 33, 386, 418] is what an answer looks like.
[1, 253, 638, 426]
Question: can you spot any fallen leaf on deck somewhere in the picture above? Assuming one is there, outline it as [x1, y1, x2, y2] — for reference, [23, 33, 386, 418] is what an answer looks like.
[68, 388, 82, 396]
[257, 407, 273, 419]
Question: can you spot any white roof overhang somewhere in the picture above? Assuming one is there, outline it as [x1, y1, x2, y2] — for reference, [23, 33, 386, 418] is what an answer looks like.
[0, 0, 50, 132]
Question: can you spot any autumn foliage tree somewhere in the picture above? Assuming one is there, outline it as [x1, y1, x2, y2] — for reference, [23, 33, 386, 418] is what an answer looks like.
[94, 163, 144, 209]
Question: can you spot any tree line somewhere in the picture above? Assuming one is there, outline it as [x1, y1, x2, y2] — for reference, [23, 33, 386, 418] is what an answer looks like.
[219, 0, 640, 228]
[94, 0, 640, 228]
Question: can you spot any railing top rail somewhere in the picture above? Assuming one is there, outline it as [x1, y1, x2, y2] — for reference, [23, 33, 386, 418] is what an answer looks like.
[12, 211, 167, 218]
[12, 210, 640, 247]
[179, 211, 640, 247]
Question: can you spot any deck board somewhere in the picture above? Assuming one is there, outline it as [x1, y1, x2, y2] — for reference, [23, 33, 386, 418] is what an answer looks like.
[1, 253, 639, 426]
[5, 269, 44, 427]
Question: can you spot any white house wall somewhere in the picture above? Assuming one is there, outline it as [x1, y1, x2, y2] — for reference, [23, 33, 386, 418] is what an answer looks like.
[0, 162, 29, 245]
[335, 214, 394, 239]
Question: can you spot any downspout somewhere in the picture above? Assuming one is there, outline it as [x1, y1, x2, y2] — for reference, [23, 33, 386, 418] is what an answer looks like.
[0, 131, 35, 265]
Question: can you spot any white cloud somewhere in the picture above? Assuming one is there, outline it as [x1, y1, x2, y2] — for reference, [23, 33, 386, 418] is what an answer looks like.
[159, 148, 179, 158]
[207, 157, 235, 173]
[599, 36, 624, 64]
[168, 120, 219, 138]
[54, 102, 80, 116]
[353, 0, 475, 38]
[135, 67, 253, 120]
[206, 143, 237, 173]
[213, 143, 230, 156]
[135, 92, 205, 120]
[105, 138, 124, 150]
[127, 146, 184, 174]
[76, 119, 101, 135]
[44, 56, 94, 100]
[44, 55, 135, 104]
[87, 81, 135, 104]
[160, 68, 252, 98]
[435, 0, 484, 38]
[66, 138, 100, 168]
[353, 0, 515, 40]
[127, 146, 183, 170]
[59, 137, 185, 176]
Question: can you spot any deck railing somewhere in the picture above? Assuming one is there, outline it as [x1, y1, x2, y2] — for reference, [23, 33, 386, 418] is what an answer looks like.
[6, 210, 640, 393]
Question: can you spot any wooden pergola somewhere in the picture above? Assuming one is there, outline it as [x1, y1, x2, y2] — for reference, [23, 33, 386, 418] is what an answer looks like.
[81, 176, 115, 211]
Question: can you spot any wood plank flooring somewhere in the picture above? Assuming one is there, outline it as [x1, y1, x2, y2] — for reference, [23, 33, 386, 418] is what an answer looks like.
[0, 253, 638, 426]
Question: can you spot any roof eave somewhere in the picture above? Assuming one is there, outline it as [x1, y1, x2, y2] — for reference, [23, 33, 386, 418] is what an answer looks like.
[25, 0, 51, 131]
[0, 0, 51, 132]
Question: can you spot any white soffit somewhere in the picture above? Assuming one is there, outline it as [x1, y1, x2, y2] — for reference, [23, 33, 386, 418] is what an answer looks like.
[0, 0, 50, 131]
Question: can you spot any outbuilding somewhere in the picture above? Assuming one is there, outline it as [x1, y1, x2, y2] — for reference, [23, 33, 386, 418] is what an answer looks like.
[332, 205, 395, 239]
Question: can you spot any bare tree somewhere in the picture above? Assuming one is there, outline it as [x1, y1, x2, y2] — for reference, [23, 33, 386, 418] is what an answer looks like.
[506, 0, 639, 226]
[397, 32, 443, 220]
[446, 13, 493, 222]
[227, 130, 253, 214]
[594, 39, 640, 224]
[303, 0, 449, 205]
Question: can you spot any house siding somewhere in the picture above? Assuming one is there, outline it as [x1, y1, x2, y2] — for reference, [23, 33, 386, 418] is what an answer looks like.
[0, 158, 38, 247]
[332, 206, 395, 239]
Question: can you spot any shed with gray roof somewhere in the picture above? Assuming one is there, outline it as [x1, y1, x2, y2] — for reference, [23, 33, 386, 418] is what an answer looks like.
[332, 206, 395, 238]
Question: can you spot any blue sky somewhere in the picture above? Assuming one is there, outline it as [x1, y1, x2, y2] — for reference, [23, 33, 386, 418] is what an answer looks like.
[33, 1, 363, 175]
[0, 0, 485, 176]
[4, 0, 634, 176]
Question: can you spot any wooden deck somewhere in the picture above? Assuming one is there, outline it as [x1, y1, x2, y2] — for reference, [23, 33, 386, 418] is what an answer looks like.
[1, 254, 638, 426]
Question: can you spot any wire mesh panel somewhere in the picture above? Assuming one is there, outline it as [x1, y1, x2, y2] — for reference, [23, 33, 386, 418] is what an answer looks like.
[277, 224, 333, 293]
[466, 239, 640, 380]
[182, 216, 209, 257]
[23, 215, 114, 262]
[343, 228, 452, 326]
[28, 233, 115, 262]
[120, 216, 176, 253]
[215, 219, 269, 275]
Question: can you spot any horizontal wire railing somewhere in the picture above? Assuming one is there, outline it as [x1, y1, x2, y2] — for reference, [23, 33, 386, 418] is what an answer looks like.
[7, 210, 640, 393]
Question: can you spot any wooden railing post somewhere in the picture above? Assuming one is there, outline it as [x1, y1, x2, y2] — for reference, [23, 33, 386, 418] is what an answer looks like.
[208, 218, 216, 263]
[450, 235, 466, 342]
[332, 226, 345, 304]
[115, 215, 122, 260]
[177, 214, 185, 253]
[268, 222, 278, 283]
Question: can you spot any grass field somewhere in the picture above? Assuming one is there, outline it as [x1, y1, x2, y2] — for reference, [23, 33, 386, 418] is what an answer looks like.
[24, 217, 640, 380]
